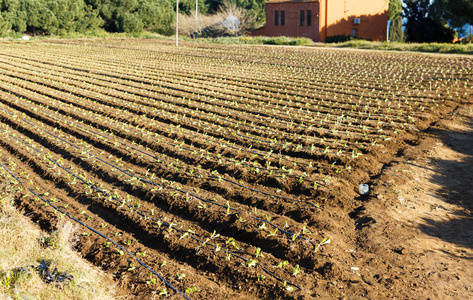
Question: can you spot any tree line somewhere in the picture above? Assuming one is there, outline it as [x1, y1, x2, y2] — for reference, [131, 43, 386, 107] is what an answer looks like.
[0, 0, 265, 36]
[0, 0, 471, 43]
[390, 0, 473, 43]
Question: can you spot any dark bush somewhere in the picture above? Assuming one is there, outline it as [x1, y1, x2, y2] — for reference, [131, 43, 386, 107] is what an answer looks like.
[325, 34, 358, 43]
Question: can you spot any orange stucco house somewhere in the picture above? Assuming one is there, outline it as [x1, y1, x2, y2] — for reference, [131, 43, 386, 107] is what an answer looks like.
[251, 0, 389, 42]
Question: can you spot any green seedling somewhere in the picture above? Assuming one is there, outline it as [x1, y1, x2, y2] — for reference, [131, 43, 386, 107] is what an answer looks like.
[276, 261, 288, 268]
[247, 259, 258, 268]
[185, 285, 198, 293]
[314, 237, 331, 252]
[159, 288, 167, 295]
[267, 228, 278, 237]
[283, 281, 293, 291]
[210, 230, 220, 239]
[225, 237, 240, 250]
[292, 264, 301, 276]
[127, 263, 136, 271]
[255, 247, 264, 258]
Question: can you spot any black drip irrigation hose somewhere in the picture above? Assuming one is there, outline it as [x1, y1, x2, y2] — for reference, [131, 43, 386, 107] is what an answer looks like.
[0, 91, 328, 187]
[1, 50, 402, 137]
[32, 121, 316, 247]
[0, 161, 192, 300]
[42, 109, 320, 208]
[0, 128, 303, 290]
[1, 49, 368, 119]
[44, 106, 327, 188]
[0, 105, 319, 245]
[4, 72, 330, 161]
[146, 103, 366, 160]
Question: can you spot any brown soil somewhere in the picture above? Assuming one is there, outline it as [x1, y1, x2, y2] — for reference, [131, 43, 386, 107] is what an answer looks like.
[363, 104, 473, 300]
[0, 39, 471, 299]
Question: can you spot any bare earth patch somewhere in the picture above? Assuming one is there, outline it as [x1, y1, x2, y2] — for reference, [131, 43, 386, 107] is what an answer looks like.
[361, 104, 473, 299]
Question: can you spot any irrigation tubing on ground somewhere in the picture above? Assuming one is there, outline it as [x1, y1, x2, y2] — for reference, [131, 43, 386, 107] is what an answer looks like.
[0, 91, 327, 188]
[0, 90, 326, 189]
[0, 128, 302, 290]
[1, 72, 330, 161]
[1, 49, 372, 115]
[47, 106, 327, 188]
[0, 105, 319, 245]
[0, 161, 192, 300]
[1, 50, 407, 130]
[34, 123, 317, 246]
[45, 110, 322, 207]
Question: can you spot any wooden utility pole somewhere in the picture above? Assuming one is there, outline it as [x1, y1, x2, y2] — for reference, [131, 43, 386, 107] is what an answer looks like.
[176, 0, 179, 46]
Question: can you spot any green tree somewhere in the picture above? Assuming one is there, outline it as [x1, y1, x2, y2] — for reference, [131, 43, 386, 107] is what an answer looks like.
[404, 0, 456, 43]
[136, 0, 173, 34]
[85, 0, 121, 31]
[76, 4, 104, 32]
[1, 0, 261, 35]
[179, 0, 208, 15]
[430, 0, 473, 28]
[430, 0, 473, 41]
[0, 13, 11, 35]
[84, 0, 175, 33]
[1, 0, 28, 32]
[20, 0, 59, 34]
[116, 11, 142, 32]
[1, 0, 103, 35]
[388, 0, 403, 42]
[389, 18, 403, 42]
[388, 0, 402, 20]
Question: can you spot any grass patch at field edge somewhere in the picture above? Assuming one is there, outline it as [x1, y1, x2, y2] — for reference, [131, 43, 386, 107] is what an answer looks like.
[312, 40, 473, 54]
[0, 183, 117, 300]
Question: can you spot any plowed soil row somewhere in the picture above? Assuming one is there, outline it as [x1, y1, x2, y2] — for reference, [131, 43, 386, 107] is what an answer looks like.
[0, 39, 471, 299]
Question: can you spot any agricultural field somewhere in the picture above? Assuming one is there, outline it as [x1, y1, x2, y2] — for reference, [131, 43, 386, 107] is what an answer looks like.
[0, 39, 472, 299]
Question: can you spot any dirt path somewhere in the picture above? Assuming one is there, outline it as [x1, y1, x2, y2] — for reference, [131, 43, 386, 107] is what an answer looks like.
[357, 104, 473, 299]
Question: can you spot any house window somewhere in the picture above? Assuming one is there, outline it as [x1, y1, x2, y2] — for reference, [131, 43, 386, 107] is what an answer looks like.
[300, 10, 305, 26]
[352, 28, 357, 37]
[274, 10, 279, 26]
[307, 10, 312, 26]
[281, 11, 285, 26]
